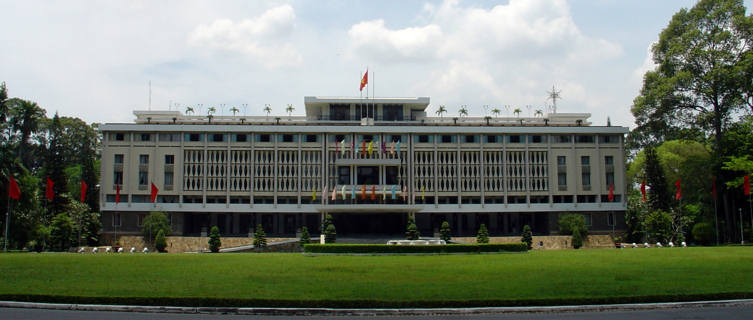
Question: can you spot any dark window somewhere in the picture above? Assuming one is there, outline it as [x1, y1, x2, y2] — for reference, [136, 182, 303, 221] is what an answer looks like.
[235, 134, 247, 142]
[577, 135, 595, 143]
[140, 133, 151, 141]
[188, 133, 201, 142]
[465, 135, 475, 143]
[509, 135, 521, 143]
[113, 213, 121, 227]
[391, 135, 402, 142]
[335, 134, 345, 142]
[382, 104, 404, 121]
[418, 135, 429, 143]
[557, 156, 566, 166]
[211, 134, 224, 142]
[385, 166, 399, 185]
[337, 167, 350, 185]
[165, 155, 174, 164]
[530, 135, 543, 143]
[329, 104, 350, 121]
[114, 154, 124, 164]
[282, 134, 294, 142]
[599, 135, 619, 143]
[259, 134, 271, 142]
[441, 135, 452, 143]
[553, 135, 571, 143]
[306, 135, 318, 142]
[164, 172, 173, 187]
[113, 172, 123, 185]
[362, 135, 373, 142]
[159, 133, 180, 142]
[486, 135, 497, 143]
[139, 171, 148, 186]
[357, 166, 379, 185]
[114, 133, 125, 141]
[139, 154, 149, 165]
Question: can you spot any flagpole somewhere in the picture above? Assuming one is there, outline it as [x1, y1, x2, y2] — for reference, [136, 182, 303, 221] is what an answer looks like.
[4, 197, 10, 252]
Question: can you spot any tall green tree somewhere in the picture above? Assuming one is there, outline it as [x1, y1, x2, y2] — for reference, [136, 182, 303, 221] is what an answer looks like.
[644, 146, 670, 212]
[631, 0, 753, 152]
[7, 98, 46, 169]
[44, 113, 69, 216]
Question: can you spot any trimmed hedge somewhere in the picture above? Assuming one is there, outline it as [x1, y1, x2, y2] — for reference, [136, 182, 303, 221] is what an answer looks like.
[303, 243, 528, 254]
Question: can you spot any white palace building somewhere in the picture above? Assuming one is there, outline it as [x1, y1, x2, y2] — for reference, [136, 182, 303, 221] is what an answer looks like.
[99, 96, 628, 239]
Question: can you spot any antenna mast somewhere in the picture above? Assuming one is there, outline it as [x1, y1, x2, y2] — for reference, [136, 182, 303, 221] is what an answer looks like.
[547, 85, 561, 113]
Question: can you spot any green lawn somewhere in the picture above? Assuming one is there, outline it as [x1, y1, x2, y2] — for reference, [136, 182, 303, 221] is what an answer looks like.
[1, 247, 753, 307]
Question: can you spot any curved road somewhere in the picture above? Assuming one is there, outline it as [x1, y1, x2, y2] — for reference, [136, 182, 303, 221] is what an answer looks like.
[3, 305, 753, 320]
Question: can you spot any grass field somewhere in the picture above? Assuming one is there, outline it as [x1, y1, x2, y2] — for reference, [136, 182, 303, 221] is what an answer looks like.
[1, 247, 753, 307]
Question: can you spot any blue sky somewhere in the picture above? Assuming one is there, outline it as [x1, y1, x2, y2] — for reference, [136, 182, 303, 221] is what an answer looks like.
[1, 0, 751, 127]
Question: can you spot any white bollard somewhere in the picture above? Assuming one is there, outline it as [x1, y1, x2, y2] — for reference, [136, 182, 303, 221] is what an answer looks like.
[681, 241, 687, 247]
[117, 247, 124, 253]
[92, 247, 98, 254]
[632, 242, 638, 248]
[669, 242, 674, 248]
[78, 247, 85, 254]
[105, 247, 112, 253]
[142, 247, 149, 253]
[130, 247, 136, 253]
[656, 242, 663, 248]
[644, 242, 650, 248]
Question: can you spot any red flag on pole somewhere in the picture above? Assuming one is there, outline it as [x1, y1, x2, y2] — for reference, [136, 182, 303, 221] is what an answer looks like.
[712, 179, 717, 200]
[744, 174, 750, 196]
[45, 177, 54, 201]
[115, 184, 121, 204]
[608, 183, 614, 202]
[80, 180, 88, 203]
[360, 184, 366, 200]
[640, 180, 646, 202]
[150, 183, 159, 203]
[360, 69, 368, 91]
[371, 185, 376, 201]
[8, 177, 20, 200]
[675, 179, 682, 200]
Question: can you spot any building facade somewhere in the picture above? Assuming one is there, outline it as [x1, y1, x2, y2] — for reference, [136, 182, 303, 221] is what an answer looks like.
[99, 97, 628, 239]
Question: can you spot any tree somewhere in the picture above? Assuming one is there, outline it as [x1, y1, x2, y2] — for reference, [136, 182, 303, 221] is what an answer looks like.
[299, 226, 311, 247]
[67, 200, 100, 247]
[49, 213, 73, 252]
[513, 108, 522, 117]
[141, 211, 170, 245]
[155, 229, 167, 252]
[435, 105, 447, 118]
[7, 98, 46, 169]
[286, 104, 295, 118]
[185, 106, 194, 115]
[264, 104, 272, 119]
[439, 221, 451, 241]
[559, 213, 587, 236]
[572, 228, 584, 249]
[458, 106, 468, 118]
[535, 109, 543, 117]
[630, 0, 753, 153]
[644, 146, 670, 212]
[322, 214, 336, 244]
[492, 108, 501, 118]
[208, 226, 221, 253]
[645, 210, 673, 243]
[405, 215, 420, 240]
[476, 224, 489, 244]
[207, 107, 216, 123]
[692, 222, 715, 245]
[230, 107, 239, 116]
[521, 225, 533, 250]
[253, 224, 267, 249]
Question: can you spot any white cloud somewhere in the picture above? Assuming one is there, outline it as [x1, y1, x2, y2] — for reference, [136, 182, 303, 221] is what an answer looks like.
[188, 4, 302, 68]
[348, 19, 443, 63]
[633, 42, 656, 86]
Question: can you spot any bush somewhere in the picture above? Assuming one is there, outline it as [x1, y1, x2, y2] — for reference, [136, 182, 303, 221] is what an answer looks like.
[572, 229, 583, 249]
[692, 222, 715, 246]
[155, 230, 167, 252]
[405, 215, 420, 240]
[521, 225, 533, 250]
[49, 213, 74, 252]
[476, 224, 489, 244]
[439, 221, 451, 241]
[208, 226, 221, 253]
[559, 213, 587, 236]
[253, 224, 267, 249]
[303, 243, 528, 254]
[141, 211, 170, 245]
[645, 210, 673, 243]
[324, 224, 337, 244]
[300, 226, 311, 246]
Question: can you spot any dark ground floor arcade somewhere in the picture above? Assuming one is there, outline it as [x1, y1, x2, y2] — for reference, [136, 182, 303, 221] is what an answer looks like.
[101, 210, 626, 238]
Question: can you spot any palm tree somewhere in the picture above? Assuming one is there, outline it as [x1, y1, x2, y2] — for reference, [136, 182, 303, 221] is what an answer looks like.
[492, 108, 501, 118]
[513, 108, 522, 117]
[185, 106, 194, 115]
[264, 104, 272, 119]
[435, 105, 447, 118]
[286, 104, 295, 118]
[230, 107, 239, 116]
[458, 105, 468, 118]
[535, 109, 543, 117]
[207, 107, 216, 123]
[8, 98, 46, 168]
